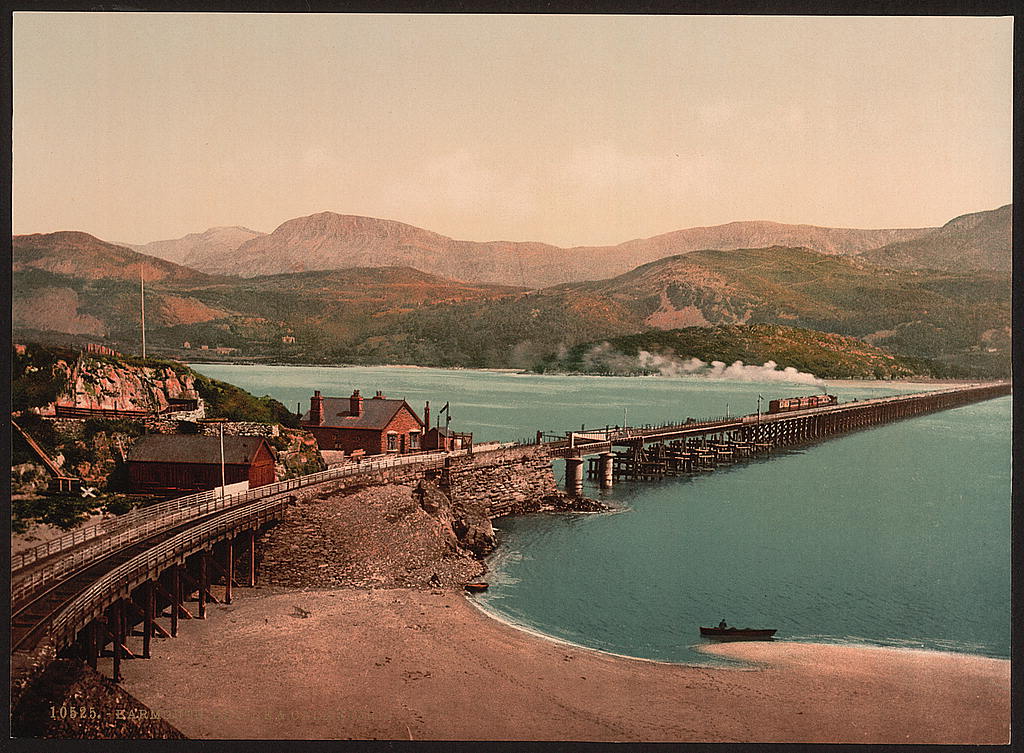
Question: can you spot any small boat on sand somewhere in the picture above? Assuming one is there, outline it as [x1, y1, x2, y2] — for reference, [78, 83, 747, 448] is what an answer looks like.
[464, 583, 489, 593]
[700, 626, 776, 640]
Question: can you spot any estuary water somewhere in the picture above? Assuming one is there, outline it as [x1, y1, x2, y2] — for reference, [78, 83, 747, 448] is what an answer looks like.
[192, 364, 1011, 664]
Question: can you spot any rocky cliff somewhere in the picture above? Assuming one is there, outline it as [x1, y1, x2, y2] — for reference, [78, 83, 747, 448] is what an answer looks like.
[47, 355, 202, 416]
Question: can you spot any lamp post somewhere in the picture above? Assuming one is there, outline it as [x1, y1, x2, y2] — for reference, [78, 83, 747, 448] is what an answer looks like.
[756, 394, 763, 424]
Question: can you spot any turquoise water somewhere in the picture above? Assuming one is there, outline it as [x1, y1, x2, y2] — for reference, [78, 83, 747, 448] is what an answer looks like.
[192, 364, 1011, 663]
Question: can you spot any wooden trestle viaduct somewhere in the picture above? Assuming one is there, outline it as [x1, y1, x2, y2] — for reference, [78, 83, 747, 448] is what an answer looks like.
[9, 381, 1010, 686]
[547, 382, 1012, 495]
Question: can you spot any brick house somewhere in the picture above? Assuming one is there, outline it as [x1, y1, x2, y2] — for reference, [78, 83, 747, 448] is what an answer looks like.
[127, 435, 277, 495]
[299, 390, 425, 456]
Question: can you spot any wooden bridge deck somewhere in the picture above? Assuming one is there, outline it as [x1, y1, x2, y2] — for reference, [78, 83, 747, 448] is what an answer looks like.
[549, 382, 1010, 458]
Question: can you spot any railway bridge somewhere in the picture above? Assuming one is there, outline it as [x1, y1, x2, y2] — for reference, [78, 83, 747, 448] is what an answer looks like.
[547, 382, 1011, 495]
[9, 381, 1010, 687]
[11, 450, 458, 684]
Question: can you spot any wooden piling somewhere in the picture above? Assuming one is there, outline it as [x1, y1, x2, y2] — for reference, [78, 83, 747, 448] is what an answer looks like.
[112, 601, 123, 682]
[143, 580, 153, 658]
[248, 529, 256, 587]
[198, 551, 207, 619]
[171, 566, 179, 637]
[87, 619, 99, 670]
[225, 538, 234, 604]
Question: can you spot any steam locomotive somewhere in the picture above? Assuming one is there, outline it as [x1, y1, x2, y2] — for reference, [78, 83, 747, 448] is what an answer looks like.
[767, 393, 838, 414]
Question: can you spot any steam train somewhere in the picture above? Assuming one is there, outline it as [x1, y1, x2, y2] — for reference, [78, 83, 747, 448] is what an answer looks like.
[767, 393, 838, 414]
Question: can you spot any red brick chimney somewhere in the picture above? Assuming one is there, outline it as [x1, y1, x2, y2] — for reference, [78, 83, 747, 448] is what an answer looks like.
[310, 390, 324, 426]
[373, 390, 385, 399]
[424, 401, 431, 429]
[350, 389, 364, 416]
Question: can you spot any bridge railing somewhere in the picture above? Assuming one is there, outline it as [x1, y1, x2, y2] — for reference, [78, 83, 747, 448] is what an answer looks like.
[11, 487, 221, 573]
[12, 449, 458, 602]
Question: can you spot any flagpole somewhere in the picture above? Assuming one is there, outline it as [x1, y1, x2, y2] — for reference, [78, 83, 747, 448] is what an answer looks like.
[140, 268, 146, 359]
[220, 421, 226, 500]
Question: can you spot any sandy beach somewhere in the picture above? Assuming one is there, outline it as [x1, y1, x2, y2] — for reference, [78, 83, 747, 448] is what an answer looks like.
[115, 586, 1009, 743]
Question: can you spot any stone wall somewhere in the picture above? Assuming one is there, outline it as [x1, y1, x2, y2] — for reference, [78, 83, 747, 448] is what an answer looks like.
[283, 445, 597, 520]
[141, 419, 279, 437]
[444, 445, 602, 518]
[196, 421, 279, 438]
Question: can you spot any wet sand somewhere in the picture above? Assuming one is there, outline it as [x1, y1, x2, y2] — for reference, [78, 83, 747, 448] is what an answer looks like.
[116, 586, 1009, 743]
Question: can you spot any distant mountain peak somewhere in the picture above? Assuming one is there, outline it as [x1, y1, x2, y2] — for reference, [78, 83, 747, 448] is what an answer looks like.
[124, 225, 265, 268]
[856, 204, 1011, 272]
[12, 231, 210, 282]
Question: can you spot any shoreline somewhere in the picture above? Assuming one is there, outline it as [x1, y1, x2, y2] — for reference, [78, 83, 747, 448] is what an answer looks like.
[114, 585, 1009, 742]
[185, 360, 1007, 386]
[466, 588, 1009, 668]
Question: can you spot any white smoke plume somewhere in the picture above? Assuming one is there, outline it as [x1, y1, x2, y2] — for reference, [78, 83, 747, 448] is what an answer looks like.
[575, 342, 824, 386]
[638, 350, 824, 385]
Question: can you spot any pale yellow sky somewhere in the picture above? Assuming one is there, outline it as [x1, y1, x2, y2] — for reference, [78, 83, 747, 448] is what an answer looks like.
[12, 13, 1013, 247]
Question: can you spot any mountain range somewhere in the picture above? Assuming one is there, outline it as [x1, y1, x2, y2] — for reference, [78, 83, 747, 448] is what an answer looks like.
[118, 211, 1004, 288]
[11, 204, 1012, 378]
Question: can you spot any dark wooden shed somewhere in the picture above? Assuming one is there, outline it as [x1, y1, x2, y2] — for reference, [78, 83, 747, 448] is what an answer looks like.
[127, 435, 277, 495]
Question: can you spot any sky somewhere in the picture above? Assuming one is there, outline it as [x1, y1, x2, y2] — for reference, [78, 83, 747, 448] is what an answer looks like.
[12, 13, 1013, 247]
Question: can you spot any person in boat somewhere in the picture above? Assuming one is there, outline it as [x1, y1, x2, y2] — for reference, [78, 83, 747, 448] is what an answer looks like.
[718, 619, 728, 629]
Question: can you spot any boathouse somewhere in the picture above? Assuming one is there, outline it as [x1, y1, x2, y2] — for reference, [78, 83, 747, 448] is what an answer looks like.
[127, 435, 277, 494]
[300, 390, 425, 456]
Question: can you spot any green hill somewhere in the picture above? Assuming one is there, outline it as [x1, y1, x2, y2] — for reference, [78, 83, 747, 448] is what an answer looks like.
[534, 324, 935, 380]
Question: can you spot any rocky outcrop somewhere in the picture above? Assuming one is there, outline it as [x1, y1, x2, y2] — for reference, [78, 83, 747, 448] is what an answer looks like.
[11, 658, 186, 739]
[258, 483, 486, 589]
[274, 427, 325, 480]
[49, 355, 202, 416]
[415, 479, 496, 556]
[256, 447, 605, 590]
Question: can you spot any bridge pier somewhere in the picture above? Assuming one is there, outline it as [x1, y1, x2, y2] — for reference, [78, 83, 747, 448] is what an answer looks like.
[198, 551, 208, 619]
[225, 538, 234, 604]
[170, 566, 180, 637]
[143, 581, 153, 658]
[565, 457, 584, 497]
[86, 619, 99, 670]
[247, 529, 257, 587]
[111, 600, 124, 683]
[599, 452, 614, 489]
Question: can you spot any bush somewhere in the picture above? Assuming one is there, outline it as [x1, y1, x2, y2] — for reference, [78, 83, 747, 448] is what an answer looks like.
[12, 493, 101, 531]
[11, 344, 75, 412]
[193, 373, 299, 427]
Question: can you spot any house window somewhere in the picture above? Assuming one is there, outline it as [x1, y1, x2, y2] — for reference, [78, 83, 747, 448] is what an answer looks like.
[409, 432, 420, 450]
[386, 433, 398, 451]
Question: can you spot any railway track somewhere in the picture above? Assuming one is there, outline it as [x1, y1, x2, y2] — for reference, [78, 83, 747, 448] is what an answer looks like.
[11, 493, 282, 654]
